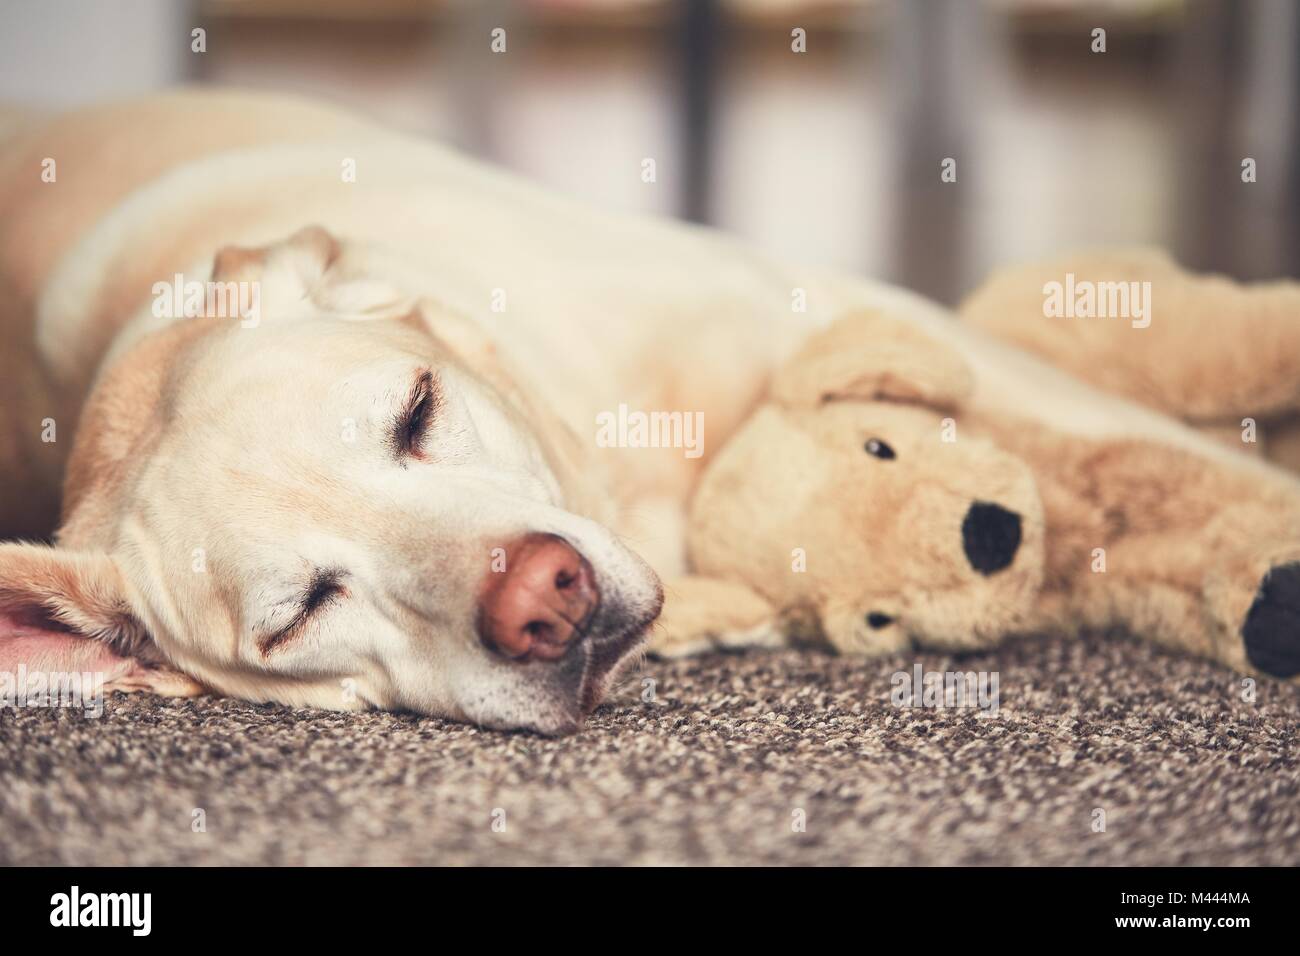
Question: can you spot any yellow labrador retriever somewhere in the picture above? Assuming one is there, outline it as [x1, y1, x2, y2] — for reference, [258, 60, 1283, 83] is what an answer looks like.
[0, 88, 818, 733]
[0, 89, 1285, 733]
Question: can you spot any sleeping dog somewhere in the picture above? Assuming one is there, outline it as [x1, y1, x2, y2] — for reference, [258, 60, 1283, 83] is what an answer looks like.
[0, 88, 810, 734]
[0, 90, 1285, 733]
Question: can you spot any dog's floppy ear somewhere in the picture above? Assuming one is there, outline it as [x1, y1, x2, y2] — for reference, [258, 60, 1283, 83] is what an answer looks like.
[772, 310, 974, 411]
[214, 225, 413, 320]
[212, 224, 339, 284]
[0, 543, 202, 697]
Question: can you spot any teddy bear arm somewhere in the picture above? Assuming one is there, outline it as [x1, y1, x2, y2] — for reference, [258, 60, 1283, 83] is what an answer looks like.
[961, 250, 1300, 427]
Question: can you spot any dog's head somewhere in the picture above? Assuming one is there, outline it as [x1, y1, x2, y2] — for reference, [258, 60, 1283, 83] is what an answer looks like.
[0, 228, 662, 734]
[689, 310, 1044, 655]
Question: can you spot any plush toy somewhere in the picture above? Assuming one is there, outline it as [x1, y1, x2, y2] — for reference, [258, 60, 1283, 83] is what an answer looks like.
[655, 253, 1300, 683]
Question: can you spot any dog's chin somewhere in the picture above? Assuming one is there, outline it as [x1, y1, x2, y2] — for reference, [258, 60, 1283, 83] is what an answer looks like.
[560, 582, 661, 721]
[528, 659, 644, 739]
[467, 622, 653, 737]
[525, 615, 648, 736]
[578, 637, 648, 719]
[450, 583, 662, 737]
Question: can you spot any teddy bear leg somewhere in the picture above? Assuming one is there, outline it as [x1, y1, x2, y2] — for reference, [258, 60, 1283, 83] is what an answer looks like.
[649, 576, 785, 658]
[1239, 564, 1300, 677]
[1202, 532, 1300, 680]
[1117, 504, 1300, 679]
[1054, 502, 1300, 680]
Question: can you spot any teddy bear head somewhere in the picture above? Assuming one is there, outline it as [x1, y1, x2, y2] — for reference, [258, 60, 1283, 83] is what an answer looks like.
[688, 311, 1045, 656]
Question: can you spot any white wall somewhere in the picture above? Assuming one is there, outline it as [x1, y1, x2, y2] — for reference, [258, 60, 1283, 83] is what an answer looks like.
[0, 0, 191, 107]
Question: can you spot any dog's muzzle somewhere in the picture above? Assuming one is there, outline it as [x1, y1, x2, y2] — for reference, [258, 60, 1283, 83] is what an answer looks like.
[475, 532, 661, 727]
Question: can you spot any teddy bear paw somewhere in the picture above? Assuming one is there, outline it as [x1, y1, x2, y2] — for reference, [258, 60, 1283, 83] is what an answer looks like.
[649, 619, 786, 659]
[1242, 562, 1300, 678]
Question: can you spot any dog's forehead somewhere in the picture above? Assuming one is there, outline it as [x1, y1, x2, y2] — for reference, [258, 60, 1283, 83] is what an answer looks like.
[194, 317, 422, 383]
[162, 319, 429, 431]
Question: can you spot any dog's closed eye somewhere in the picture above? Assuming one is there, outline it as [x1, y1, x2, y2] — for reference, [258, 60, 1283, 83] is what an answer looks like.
[392, 369, 439, 461]
[258, 570, 348, 656]
[864, 438, 895, 460]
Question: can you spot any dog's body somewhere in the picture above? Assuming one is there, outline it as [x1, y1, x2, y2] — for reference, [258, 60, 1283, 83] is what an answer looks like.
[2, 89, 1293, 731]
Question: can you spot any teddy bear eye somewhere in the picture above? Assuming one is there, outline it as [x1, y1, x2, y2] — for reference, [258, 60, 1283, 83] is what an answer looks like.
[866, 611, 895, 629]
[864, 438, 896, 460]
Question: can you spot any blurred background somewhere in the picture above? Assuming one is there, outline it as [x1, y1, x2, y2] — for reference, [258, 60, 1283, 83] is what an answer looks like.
[1, 0, 1296, 304]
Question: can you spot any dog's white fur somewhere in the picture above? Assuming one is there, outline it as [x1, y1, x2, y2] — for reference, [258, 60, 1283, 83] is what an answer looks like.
[0, 90, 1280, 733]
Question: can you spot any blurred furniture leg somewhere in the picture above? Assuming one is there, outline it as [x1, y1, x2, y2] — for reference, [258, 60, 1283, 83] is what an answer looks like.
[1176, 0, 1245, 274]
[1249, 0, 1300, 278]
[448, 0, 519, 159]
[1177, 0, 1297, 279]
[677, 0, 719, 224]
[886, 0, 984, 305]
[1272, 0, 1300, 276]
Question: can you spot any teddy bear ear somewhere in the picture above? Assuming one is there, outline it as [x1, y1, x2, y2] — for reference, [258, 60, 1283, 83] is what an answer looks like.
[772, 310, 974, 411]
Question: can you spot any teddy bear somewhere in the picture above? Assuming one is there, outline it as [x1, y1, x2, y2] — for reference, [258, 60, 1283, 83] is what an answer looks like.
[653, 251, 1300, 682]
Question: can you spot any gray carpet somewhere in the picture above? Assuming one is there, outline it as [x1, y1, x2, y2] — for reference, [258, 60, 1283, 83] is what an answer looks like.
[2, 632, 1298, 865]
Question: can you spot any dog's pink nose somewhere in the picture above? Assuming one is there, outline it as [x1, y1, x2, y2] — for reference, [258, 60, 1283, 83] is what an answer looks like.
[477, 533, 599, 662]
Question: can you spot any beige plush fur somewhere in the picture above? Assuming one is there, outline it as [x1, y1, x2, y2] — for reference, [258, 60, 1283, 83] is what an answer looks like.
[665, 306, 1300, 684]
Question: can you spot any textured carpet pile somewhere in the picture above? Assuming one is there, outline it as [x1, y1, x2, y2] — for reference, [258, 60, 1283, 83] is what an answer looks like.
[1, 632, 1297, 865]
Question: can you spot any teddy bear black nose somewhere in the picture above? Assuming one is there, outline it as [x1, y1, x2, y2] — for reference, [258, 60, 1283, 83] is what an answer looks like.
[961, 501, 1022, 575]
